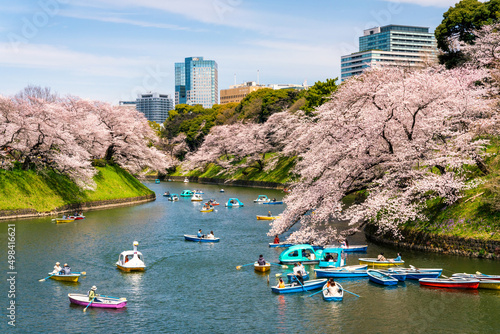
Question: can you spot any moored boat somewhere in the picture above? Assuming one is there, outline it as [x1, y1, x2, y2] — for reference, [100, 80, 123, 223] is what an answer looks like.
[477, 280, 500, 290]
[379, 270, 406, 281]
[287, 271, 310, 283]
[322, 282, 344, 302]
[359, 258, 404, 267]
[257, 215, 280, 220]
[116, 241, 146, 272]
[367, 269, 398, 285]
[315, 265, 368, 278]
[184, 234, 220, 243]
[388, 267, 442, 280]
[254, 262, 271, 272]
[451, 273, 500, 281]
[419, 277, 480, 289]
[271, 279, 327, 294]
[49, 273, 81, 282]
[68, 293, 127, 309]
[340, 245, 368, 252]
[55, 218, 75, 224]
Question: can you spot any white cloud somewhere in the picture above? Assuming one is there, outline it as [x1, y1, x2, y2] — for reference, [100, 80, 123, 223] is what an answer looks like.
[383, 0, 458, 7]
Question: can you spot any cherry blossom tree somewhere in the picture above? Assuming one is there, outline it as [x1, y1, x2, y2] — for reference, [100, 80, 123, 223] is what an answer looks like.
[269, 65, 494, 244]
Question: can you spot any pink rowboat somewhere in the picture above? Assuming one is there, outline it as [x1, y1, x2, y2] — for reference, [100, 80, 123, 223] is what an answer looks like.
[68, 293, 127, 309]
[419, 277, 480, 289]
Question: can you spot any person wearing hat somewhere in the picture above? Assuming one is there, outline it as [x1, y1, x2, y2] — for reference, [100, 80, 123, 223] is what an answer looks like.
[52, 262, 62, 274]
[61, 263, 71, 275]
[88, 286, 101, 302]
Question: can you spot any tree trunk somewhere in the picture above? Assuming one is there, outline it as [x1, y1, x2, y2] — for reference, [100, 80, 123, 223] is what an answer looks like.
[105, 145, 115, 162]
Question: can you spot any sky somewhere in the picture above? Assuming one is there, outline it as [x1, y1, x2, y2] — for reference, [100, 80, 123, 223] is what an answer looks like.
[0, 0, 460, 104]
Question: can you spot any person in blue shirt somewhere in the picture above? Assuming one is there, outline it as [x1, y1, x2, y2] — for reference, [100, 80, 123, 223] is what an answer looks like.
[390, 253, 402, 262]
[197, 229, 204, 238]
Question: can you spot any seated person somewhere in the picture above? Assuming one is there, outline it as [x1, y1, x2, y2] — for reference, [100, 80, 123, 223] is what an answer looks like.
[377, 253, 387, 261]
[324, 253, 333, 262]
[390, 253, 402, 262]
[278, 277, 286, 288]
[257, 255, 266, 266]
[61, 263, 71, 275]
[206, 231, 215, 239]
[273, 235, 280, 244]
[325, 278, 342, 296]
[267, 211, 272, 217]
[52, 262, 62, 274]
[197, 229, 204, 238]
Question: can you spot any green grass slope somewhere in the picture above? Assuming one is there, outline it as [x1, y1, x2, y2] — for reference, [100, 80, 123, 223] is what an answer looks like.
[0, 165, 154, 212]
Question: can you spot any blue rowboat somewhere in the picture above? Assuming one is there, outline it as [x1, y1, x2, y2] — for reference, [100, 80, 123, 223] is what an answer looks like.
[269, 243, 293, 248]
[322, 282, 344, 302]
[271, 279, 327, 294]
[341, 245, 368, 252]
[388, 267, 442, 280]
[184, 235, 220, 243]
[315, 265, 368, 278]
[367, 269, 398, 286]
[379, 270, 406, 281]
[287, 272, 310, 283]
[263, 201, 283, 205]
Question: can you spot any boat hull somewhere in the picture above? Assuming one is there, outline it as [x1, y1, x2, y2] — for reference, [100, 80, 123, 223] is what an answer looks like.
[263, 201, 283, 205]
[56, 219, 75, 224]
[200, 208, 214, 212]
[367, 270, 398, 285]
[116, 264, 146, 272]
[184, 235, 220, 243]
[254, 262, 271, 272]
[419, 278, 479, 289]
[315, 266, 368, 278]
[287, 272, 310, 283]
[341, 245, 368, 252]
[359, 258, 404, 267]
[256, 216, 279, 220]
[49, 273, 80, 282]
[271, 279, 327, 294]
[390, 268, 442, 280]
[68, 293, 127, 309]
[269, 243, 293, 248]
[478, 280, 500, 290]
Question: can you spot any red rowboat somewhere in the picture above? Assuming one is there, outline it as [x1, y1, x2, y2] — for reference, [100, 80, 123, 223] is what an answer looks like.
[419, 277, 479, 289]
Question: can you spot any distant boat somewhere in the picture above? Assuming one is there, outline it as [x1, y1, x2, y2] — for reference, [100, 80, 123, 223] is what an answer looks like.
[257, 215, 280, 220]
[49, 273, 80, 282]
[225, 198, 244, 207]
[271, 279, 327, 294]
[254, 262, 271, 272]
[419, 277, 479, 289]
[359, 258, 404, 267]
[184, 178, 189, 183]
[155, 179, 160, 184]
[191, 194, 203, 202]
[68, 293, 127, 309]
[184, 235, 220, 243]
[220, 189, 225, 192]
[168, 194, 179, 201]
[253, 195, 270, 203]
[180, 190, 194, 197]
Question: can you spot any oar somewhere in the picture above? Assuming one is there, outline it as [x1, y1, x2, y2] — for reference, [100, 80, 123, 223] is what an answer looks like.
[275, 273, 282, 277]
[236, 263, 255, 270]
[73, 272, 87, 275]
[39, 274, 55, 282]
[99, 295, 123, 300]
[269, 262, 288, 269]
[476, 271, 491, 277]
[309, 288, 327, 297]
[293, 275, 306, 291]
[341, 288, 360, 298]
[83, 298, 95, 312]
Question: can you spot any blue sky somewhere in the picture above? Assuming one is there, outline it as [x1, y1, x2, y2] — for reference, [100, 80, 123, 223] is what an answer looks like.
[0, 0, 458, 104]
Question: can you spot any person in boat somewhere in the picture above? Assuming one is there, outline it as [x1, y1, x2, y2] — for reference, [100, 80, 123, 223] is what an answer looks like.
[257, 255, 266, 266]
[377, 253, 387, 261]
[292, 263, 304, 285]
[197, 229, 204, 238]
[324, 253, 333, 262]
[206, 231, 215, 239]
[273, 235, 280, 244]
[390, 253, 402, 262]
[88, 285, 102, 302]
[278, 277, 286, 288]
[267, 211, 272, 217]
[61, 263, 71, 275]
[325, 278, 342, 296]
[272, 198, 276, 202]
[62, 215, 67, 219]
[52, 262, 62, 274]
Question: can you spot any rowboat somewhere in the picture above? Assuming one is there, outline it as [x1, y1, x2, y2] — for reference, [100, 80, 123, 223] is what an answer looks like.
[271, 279, 328, 294]
[269, 242, 293, 248]
[226, 198, 244, 207]
[388, 267, 442, 280]
[68, 215, 85, 220]
[315, 265, 368, 278]
[340, 245, 368, 252]
[322, 282, 344, 302]
[254, 195, 270, 203]
[254, 262, 271, 272]
[477, 280, 500, 290]
[184, 235, 220, 243]
[379, 270, 406, 281]
[68, 293, 127, 309]
[180, 190, 194, 197]
[205, 200, 219, 206]
[55, 218, 75, 224]
[168, 194, 179, 201]
[359, 258, 404, 267]
[220, 189, 224, 192]
[287, 272, 310, 283]
[367, 269, 398, 285]
[49, 273, 80, 282]
[191, 194, 203, 201]
[163, 192, 170, 197]
[263, 201, 283, 205]
[257, 215, 280, 220]
[116, 241, 146, 272]
[451, 273, 500, 281]
[200, 206, 214, 213]
[419, 277, 480, 289]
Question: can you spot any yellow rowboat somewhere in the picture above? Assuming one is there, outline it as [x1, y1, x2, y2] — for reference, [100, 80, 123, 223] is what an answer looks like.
[200, 208, 214, 213]
[256, 215, 280, 220]
[478, 280, 500, 290]
[358, 258, 404, 267]
[254, 262, 271, 272]
[49, 273, 80, 282]
[55, 218, 75, 224]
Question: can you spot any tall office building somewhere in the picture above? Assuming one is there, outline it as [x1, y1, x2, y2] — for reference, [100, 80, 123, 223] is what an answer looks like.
[341, 25, 438, 81]
[120, 92, 173, 124]
[175, 57, 218, 108]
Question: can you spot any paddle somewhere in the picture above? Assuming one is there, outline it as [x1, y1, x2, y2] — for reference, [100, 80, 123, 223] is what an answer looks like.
[39, 274, 55, 282]
[99, 295, 124, 300]
[292, 275, 306, 291]
[72, 271, 87, 275]
[83, 298, 95, 312]
[476, 271, 491, 277]
[269, 262, 288, 269]
[309, 288, 327, 297]
[275, 273, 282, 277]
[236, 263, 254, 270]
[341, 288, 360, 298]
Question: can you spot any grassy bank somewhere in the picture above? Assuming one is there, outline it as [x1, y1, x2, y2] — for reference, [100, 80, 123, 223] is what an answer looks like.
[0, 165, 154, 212]
[171, 154, 297, 184]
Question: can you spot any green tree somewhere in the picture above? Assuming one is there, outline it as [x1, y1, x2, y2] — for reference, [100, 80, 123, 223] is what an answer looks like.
[435, 0, 500, 68]
[303, 78, 338, 112]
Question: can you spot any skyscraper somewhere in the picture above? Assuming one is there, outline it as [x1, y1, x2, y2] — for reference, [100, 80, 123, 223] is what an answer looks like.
[175, 57, 218, 108]
[341, 25, 438, 81]
[120, 93, 173, 124]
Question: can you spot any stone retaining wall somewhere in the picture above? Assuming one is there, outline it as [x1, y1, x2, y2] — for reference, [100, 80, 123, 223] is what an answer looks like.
[0, 193, 156, 221]
[365, 225, 500, 259]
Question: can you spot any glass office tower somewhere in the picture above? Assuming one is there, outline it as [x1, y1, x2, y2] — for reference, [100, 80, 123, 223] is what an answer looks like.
[174, 57, 218, 108]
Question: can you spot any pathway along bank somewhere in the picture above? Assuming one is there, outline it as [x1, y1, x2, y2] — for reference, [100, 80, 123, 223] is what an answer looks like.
[365, 224, 500, 260]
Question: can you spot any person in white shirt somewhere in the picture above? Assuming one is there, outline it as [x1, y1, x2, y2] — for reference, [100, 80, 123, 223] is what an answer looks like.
[206, 231, 215, 239]
[52, 262, 62, 274]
